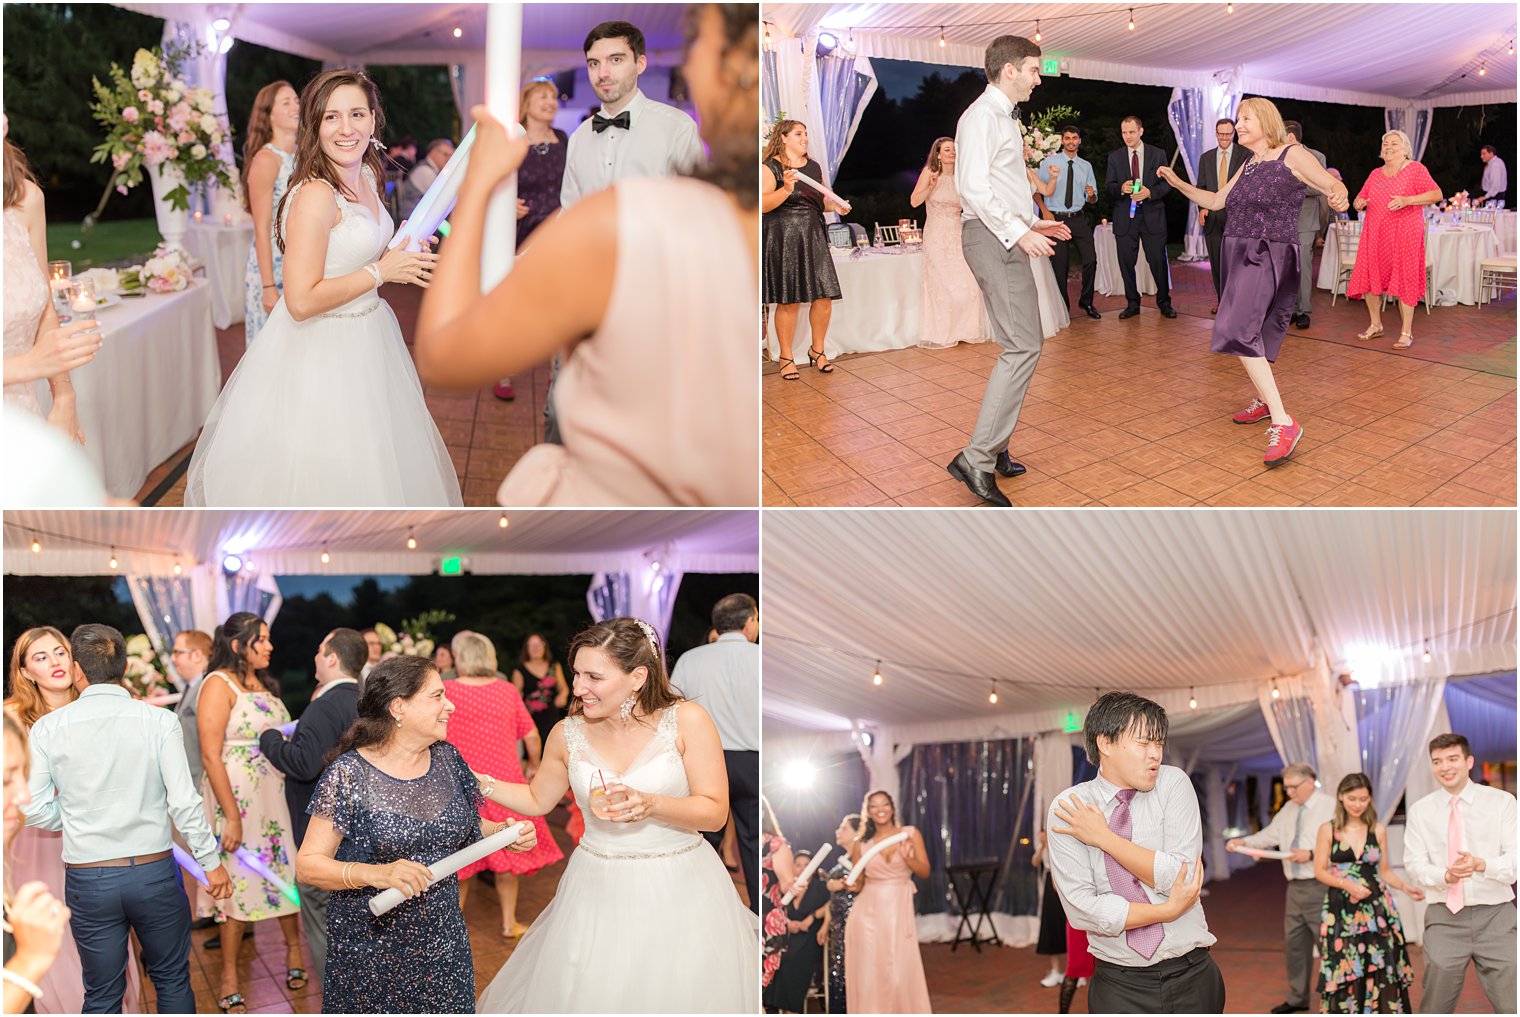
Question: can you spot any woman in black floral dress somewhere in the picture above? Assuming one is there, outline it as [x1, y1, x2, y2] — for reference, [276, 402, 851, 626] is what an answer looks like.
[510, 633, 569, 748]
[1313, 773, 1423, 1014]
[760, 799, 798, 995]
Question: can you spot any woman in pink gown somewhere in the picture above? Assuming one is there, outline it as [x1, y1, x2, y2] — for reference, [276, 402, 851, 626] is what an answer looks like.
[845, 790, 932, 1013]
[911, 138, 989, 349]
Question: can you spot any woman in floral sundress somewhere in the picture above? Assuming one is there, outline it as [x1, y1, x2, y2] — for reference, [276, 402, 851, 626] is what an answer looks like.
[197, 612, 303, 1014]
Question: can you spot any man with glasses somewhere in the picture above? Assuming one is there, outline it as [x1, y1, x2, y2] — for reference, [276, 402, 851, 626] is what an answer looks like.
[1226, 763, 1335, 1013]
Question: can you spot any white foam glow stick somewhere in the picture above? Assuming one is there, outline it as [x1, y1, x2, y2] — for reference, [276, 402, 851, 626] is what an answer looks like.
[845, 830, 911, 886]
[368, 821, 527, 916]
[791, 169, 850, 211]
[1232, 846, 1292, 860]
[781, 843, 832, 905]
[388, 124, 478, 252]
[481, 2, 521, 288]
[144, 692, 182, 706]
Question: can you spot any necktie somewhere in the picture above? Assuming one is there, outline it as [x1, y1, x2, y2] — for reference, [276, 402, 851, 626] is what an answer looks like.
[1291, 804, 1305, 879]
[1131, 149, 1140, 187]
[1218, 148, 1228, 190]
[1010, 105, 1020, 123]
[1064, 158, 1075, 209]
[592, 111, 631, 134]
[1105, 788, 1165, 958]
[1446, 796, 1464, 914]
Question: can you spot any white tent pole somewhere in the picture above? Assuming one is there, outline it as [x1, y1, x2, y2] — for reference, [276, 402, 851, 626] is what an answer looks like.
[482, 3, 521, 289]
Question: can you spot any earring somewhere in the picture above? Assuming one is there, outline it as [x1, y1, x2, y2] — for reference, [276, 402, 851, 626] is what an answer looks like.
[393, 714, 402, 727]
[370, 136, 387, 152]
[739, 71, 756, 90]
[618, 695, 636, 722]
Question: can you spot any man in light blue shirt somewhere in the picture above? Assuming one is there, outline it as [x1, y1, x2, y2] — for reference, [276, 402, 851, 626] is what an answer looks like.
[24, 624, 231, 1013]
[1038, 125, 1101, 318]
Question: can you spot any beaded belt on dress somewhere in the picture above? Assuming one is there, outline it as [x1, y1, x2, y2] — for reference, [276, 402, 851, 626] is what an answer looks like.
[320, 300, 381, 320]
[575, 840, 704, 861]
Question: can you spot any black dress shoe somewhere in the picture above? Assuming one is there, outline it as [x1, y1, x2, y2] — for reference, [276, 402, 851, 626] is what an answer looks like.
[1296, 313, 1311, 329]
[1159, 305, 1178, 318]
[191, 916, 217, 931]
[1269, 1003, 1308, 1014]
[1080, 304, 1101, 319]
[947, 453, 1012, 507]
[1118, 307, 1140, 319]
[994, 451, 1027, 478]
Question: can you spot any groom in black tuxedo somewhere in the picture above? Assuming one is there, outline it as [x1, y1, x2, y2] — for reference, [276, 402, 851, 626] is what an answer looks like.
[1105, 115, 1174, 318]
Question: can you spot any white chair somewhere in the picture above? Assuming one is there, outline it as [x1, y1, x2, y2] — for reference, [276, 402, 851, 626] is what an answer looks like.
[1466, 209, 1498, 227]
[1329, 220, 1362, 306]
[1478, 255, 1517, 305]
[825, 223, 854, 249]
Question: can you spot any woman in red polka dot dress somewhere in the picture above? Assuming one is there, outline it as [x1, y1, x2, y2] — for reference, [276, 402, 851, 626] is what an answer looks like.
[1347, 130, 1442, 351]
[445, 631, 564, 938]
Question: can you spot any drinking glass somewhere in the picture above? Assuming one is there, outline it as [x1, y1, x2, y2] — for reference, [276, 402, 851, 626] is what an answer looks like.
[48, 260, 73, 323]
[66, 277, 99, 328]
[588, 773, 627, 820]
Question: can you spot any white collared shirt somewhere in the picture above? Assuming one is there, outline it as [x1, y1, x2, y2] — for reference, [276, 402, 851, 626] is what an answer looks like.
[1481, 156, 1508, 199]
[1046, 765, 1216, 966]
[560, 88, 704, 210]
[1240, 789, 1336, 880]
[1403, 780, 1517, 907]
[669, 632, 758, 752]
[1126, 143, 1146, 183]
[954, 84, 1035, 249]
[311, 675, 359, 702]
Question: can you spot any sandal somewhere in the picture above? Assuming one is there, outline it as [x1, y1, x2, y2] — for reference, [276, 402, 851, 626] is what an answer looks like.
[286, 968, 308, 991]
[217, 993, 247, 1014]
[1355, 324, 1384, 341]
[1393, 332, 1414, 350]
[503, 921, 530, 940]
[808, 346, 835, 373]
[778, 357, 799, 381]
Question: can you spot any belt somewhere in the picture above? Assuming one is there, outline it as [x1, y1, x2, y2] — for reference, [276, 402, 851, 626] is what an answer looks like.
[66, 849, 172, 869]
[1095, 945, 1211, 974]
[1051, 210, 1087, 218]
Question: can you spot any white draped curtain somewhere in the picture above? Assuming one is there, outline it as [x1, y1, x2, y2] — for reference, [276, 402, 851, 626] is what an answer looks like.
[160, 15, 237, 216]
[1385, 104, 1434, 162]
[1168, 86, 1208, 261]
[761, 35, 877, 198]
[584, 565, 684, 643]
[1259, 673, 1319, 774]
[126, 575, 197, 686]
[1354, 676, 1447, 816]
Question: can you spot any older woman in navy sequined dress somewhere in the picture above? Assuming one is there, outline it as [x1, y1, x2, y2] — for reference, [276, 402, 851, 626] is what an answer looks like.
[296, 657, 537, 1014]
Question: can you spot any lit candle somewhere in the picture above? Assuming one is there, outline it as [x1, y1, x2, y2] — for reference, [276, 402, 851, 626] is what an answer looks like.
[223, 212, 234, 225]
[193, 210, 203, 220]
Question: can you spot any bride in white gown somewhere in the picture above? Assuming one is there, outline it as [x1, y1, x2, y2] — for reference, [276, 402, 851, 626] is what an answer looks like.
[474, 618, 759, 1014]
[185, 69, 460, 506]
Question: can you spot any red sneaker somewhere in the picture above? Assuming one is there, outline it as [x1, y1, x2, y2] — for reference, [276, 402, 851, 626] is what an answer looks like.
[1263, 418, 1303, 468]
[493, 380, 516, 401]
[1232, 398, 1271, 425]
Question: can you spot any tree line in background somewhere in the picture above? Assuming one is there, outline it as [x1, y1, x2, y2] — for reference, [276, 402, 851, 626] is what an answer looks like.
[836, 63, 1517, 243]
[2, 571, 759, 719]
[3, 3, 458, 221]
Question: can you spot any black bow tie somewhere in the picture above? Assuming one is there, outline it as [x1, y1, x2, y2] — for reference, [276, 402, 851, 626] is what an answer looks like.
[592, 111, 631, 134]
[1010, 105, 1020, 123]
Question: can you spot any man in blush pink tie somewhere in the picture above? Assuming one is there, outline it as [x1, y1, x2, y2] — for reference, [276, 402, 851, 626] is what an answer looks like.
[1046, 692, 1223, 1013]
[1402, 732, 1516, 1014]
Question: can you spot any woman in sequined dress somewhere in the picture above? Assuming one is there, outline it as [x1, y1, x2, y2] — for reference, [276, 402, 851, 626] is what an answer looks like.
[1158, 97, 1347, 470]
[296, 656, 538, 1015]
[820, 813, 861, 1013]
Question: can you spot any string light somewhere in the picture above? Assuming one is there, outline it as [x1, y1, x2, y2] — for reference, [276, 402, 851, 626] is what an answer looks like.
[1478, 63, 1486, 76]
[173, 560, 183, 576]
[30, 534, 40, 554]
[1034, 20, 1042, 42]
[108, 547, 119, 571]
[1509, 40, 1515, 56]
[1127, 9, 1136, 31]
[871, 660, 883, 686]
[498, 513, 509, 529]
[320, 548, 331, 564]
[406, 527, 417, 550]
[988, 680, 999, 705]
[1188, 687, 1198, 710]
[1225, 2, 1233, 11]
[1271, 681, 1280, 700]
[1422, 641, 1432, 663]
[938, 26, 946, 47]
[452, 26, 462, 38]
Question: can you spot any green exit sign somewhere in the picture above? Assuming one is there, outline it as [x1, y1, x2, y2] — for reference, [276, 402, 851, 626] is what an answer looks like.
[1063, 711, 1082, 733]
[1041, 57, 1060, 75]
[440, 555, 463, 576]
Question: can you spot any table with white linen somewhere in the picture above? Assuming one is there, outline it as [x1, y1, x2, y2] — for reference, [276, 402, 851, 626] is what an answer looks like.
[1093, 222, 1158, 297]
[766, 247, 926, 357]
[184, 218, 255, 329]
[1493, 210, 1516, 254]
[37, 280, 220, 498]
[1317, 223, 1501, 306]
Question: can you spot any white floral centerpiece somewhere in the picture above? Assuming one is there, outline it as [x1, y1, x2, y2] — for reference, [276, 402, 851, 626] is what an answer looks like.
[124, 633, 176, 703]
[98, 244, 194, 295]
[1023, 105, 1080, 170]
[375, 610, 456, 661]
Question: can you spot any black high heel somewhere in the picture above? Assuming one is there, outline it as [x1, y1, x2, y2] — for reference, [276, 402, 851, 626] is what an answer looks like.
[808, 346, 835, 373]
[778, 358, 799, 381]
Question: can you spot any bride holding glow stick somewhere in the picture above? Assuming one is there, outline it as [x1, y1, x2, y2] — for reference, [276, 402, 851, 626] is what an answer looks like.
[474, 617, 759, 1013]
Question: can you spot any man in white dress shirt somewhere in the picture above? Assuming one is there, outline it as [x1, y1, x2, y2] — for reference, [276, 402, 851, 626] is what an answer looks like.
[1047, 692, 1221, 1013]
[1478, 145, 1508, 206]
[670, 594, 759, 912]
[559, 20, 704, 211]
[946, 34, 1071, 508]
[1226, 762, 1336, 1013]
[1403, 732, 1516, 1014]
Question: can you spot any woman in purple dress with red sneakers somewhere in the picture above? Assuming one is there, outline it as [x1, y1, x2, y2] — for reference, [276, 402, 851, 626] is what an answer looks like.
[1160, 98, 1348, 469]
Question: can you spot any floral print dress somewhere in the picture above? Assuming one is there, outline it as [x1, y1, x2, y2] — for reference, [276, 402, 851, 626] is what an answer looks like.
[202, 671, 300, 923]
[1318, 826, 1413, 1014]
[243, 144, 295, 344]
[761, 832, 790, 988]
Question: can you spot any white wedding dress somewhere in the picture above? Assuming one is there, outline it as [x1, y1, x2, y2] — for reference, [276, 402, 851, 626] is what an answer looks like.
[478, 706, 759, 1013]
[1031, 239, 1072, 340]
[185, 167, 461, 506]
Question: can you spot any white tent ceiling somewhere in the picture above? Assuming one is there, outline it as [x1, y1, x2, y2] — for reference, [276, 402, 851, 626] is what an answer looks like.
[3, 510, 758, 577]
[762, 510, 1516, 745]
[117, 3, 695, 68]
[764, 3, 1518, 107]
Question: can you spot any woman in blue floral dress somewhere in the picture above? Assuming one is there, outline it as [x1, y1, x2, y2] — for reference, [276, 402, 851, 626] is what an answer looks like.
[1313, 773, 1423, 1013]
[241, 80, 298, 345]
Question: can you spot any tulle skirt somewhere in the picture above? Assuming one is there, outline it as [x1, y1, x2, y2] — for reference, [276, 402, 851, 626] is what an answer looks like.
[477, 839, 759, 1013]
[184, 297, 461, 506]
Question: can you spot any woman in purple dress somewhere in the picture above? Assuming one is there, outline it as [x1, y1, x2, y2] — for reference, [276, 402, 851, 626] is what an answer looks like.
[1159, 98, 1347, 469]
[515, 79, 567, 248]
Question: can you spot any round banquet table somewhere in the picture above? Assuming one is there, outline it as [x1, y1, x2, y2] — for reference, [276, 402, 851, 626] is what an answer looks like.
[1093, 222, 1159, 297]
[765, 246, 927, 357]
[1317, 222, 1501, 306]
[184, 218, 255, 329]
[36, 279, 220, 498]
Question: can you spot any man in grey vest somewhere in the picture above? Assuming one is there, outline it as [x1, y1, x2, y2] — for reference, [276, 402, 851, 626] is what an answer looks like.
[1227, 763, 1336, 1013]
[1284, 121, 1327, 330]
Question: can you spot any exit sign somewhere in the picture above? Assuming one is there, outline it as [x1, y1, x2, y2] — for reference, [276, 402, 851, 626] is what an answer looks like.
[1041, 57, 1060, 75]
[440, 555, 463, 576]
[1063, 711, 1082, 733]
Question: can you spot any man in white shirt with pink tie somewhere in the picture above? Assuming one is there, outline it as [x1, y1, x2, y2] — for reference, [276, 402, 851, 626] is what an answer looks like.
[1402, 732, 1516, 1014]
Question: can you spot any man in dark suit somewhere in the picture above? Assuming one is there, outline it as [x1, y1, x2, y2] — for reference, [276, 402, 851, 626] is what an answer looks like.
[258, 628, 364, 988]
[1284, 121, 1328, 329]
[1197, 118, 1249, 314]
[1105, 115, 1175, 318]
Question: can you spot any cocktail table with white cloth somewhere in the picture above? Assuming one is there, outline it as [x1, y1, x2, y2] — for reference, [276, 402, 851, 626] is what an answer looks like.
[37, 279, 220, 498]
[1317, 222, 1501, 306]
[765, 246, 927, 357]
[184, 218, 255, 329]
[1093, 222, 1159, 297]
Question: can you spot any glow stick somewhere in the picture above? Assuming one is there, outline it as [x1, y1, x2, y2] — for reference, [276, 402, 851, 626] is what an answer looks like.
[173, 844, 209, 888]
[791, 169, 850, 211]
[387, 124, 477, 252]
[845, 830, 911, 887]
[368, 821, 526, 916]
[144, 692, 182, 706]
[481, 2, 521, 288]
[276, 720, 297, 737]
[781, 843, 831, 904]
[1232, 846, 1292, 860]
[235, 846, 300, 905]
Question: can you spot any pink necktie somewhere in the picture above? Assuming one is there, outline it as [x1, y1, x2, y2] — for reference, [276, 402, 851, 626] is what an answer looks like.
[1446, 796, 1464, 914]
[1105, 788, 1164, 958]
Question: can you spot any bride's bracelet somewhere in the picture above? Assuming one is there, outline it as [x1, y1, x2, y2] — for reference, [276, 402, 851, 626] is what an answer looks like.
[3, 968, 44, 1001]
[479, 773, 497, 800]
[364, 263, 382, 289]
